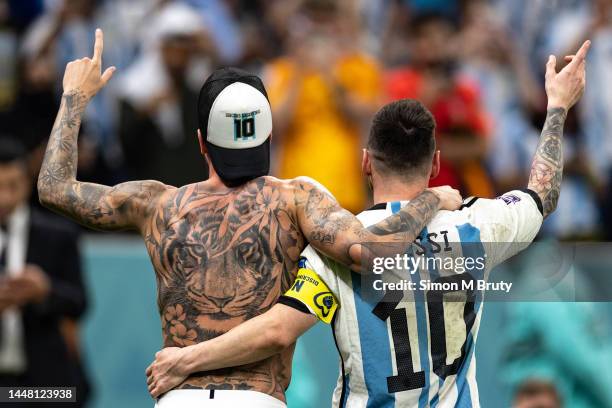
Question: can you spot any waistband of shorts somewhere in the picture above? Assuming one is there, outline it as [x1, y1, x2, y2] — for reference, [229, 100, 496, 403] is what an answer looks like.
[156, 389, 287, 408]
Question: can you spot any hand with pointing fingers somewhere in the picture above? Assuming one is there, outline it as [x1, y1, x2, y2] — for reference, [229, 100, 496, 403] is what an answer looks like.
[545, 40, 590, 111]
[62, 28, 116, 100]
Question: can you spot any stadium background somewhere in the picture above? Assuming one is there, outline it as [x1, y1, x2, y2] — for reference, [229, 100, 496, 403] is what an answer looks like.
[1, 0, 611, 406]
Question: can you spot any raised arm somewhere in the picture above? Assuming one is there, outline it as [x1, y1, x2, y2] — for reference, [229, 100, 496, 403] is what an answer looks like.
[293, 178, 462, 271]
[37, 29, 170, 231]
[527, 40, 590, 218]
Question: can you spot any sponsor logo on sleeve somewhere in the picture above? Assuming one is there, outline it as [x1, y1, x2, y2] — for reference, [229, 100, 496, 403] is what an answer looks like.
[497, 194, 521, 205]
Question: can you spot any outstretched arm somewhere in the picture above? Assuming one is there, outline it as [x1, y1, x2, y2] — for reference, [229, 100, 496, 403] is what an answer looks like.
[293, 178, 462, 271]
[527, 40, 590, 218]
[146, 304, 316, 398]
[37, 29, 169, 231]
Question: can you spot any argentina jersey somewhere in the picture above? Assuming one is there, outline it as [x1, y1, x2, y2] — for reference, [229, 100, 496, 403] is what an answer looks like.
[292, 190, 543, 408]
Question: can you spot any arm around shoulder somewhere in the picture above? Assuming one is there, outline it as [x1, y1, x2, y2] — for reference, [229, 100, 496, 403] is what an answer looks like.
[292, 177, 460, 271]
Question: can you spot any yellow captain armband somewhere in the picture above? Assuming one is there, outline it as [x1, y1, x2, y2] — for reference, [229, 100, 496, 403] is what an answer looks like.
[282, 266, 339, 324]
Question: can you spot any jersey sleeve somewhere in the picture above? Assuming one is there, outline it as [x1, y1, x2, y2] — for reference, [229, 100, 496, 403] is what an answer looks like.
[278, 246, 339, 324]
[463, 189, 544, 266]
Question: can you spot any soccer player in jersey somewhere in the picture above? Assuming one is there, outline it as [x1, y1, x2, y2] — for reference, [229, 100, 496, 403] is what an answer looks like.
[147, 41, 590, 407]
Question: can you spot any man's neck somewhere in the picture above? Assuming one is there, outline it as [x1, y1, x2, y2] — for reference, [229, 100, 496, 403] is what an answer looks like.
[203, 159, 235, 192]
[371, 179, 428, 205]
[204, 174, 230, 191]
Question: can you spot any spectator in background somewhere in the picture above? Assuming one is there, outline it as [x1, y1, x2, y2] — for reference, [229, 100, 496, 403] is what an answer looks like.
[373, 1, 414, 66]
[225, 0, 303, 69]
[546, 0, 612, 239]
[386, 12, 494, 197]
[184, 0, 244, 64]
[538, 109, 601, 239]
[0, 138, 90, 406]
[265, 0, 381, 213]
[513, 380, 562, 408]
[583, 0, 612, 239]
[0, 0, 56, 159]
[459, 0, 542, 194]
[117, 2, 216, 187]
[493, 0, 585, 75]
[0, 0, 19, 132]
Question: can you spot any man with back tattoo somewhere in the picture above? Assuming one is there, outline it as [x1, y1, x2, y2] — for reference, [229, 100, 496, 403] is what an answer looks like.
[36, 29, 463, 408]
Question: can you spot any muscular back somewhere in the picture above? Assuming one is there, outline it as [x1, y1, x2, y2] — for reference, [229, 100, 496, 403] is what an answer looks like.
[144, 176, 305, 400]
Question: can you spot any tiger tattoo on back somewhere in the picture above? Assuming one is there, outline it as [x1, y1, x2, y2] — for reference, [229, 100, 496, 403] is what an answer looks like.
[145, 176, 306, 400]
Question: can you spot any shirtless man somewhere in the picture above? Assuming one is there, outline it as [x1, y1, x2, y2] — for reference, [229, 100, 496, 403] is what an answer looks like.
[37, 30, 461, 408]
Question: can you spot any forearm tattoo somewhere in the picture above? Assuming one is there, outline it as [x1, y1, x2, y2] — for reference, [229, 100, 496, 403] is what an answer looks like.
[38, 91, 87, 189]
[38, 90, 163, 230]
[528, 107, 567, 217]
[367, 191, 440, 238]
[295, 179, 440, 265]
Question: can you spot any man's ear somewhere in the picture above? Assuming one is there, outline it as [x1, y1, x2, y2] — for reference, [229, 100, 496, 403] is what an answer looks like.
[362, 148, 372, 177]
[197, 129, 207, 156]
[430, 150, 440, 180]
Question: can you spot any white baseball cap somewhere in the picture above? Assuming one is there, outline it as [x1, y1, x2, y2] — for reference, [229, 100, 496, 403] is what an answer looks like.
[198, 68, 273, 186]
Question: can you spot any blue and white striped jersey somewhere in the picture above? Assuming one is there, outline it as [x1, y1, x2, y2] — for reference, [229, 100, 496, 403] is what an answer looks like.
[299, 190, 543, 408]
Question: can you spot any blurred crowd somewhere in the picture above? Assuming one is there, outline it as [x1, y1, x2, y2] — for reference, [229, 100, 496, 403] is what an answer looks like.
[0, 0, 611, 239]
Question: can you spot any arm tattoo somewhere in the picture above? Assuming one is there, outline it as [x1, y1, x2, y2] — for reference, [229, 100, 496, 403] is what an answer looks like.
[37, 90, 165, 230]
[38, 90, 87, 188]
[527, 107, 567, 217]
[367, 191, 440, 237]
[296, 179, 440, 266]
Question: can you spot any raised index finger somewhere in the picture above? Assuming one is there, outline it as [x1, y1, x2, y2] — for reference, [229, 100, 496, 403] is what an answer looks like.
[92, 28, 103, 64]
[566, 40, 591, 70]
